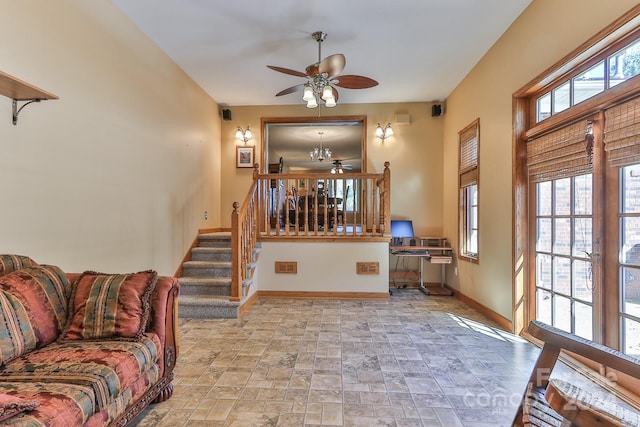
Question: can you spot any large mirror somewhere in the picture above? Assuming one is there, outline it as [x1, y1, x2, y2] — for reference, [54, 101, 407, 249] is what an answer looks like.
[261, 116, 367, 174]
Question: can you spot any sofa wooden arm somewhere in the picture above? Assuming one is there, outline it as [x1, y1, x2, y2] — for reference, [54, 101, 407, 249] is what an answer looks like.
[513, 320, 640, 426]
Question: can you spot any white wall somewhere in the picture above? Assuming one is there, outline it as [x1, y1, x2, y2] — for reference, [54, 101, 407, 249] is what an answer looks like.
[0, 1, 221, 275]
[258, 241, 389, 294]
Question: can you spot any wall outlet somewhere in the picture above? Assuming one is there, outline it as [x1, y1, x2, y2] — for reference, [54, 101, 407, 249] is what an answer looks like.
[454, 267, 458, 276]
[204, 211, 208, 220]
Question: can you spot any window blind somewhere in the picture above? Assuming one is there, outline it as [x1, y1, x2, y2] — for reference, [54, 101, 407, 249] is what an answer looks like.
[604, 96, 640, 168]
[527, 120, 592, 183]
[459, 120, 479, 187]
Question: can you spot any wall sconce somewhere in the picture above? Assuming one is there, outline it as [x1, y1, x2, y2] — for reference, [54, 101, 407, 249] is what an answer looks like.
[235, 126, 252, 144]
[375, 123, 394, 141]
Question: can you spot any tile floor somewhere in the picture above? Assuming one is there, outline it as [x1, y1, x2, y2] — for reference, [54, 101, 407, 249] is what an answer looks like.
[131, 289, 569, 426]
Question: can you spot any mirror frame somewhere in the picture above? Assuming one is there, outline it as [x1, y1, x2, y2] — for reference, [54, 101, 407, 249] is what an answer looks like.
[260, 115, 368, 174]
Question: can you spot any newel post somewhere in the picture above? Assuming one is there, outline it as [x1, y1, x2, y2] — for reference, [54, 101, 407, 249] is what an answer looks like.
[383, 161, 391, 236]
[230, 201, 241, 301]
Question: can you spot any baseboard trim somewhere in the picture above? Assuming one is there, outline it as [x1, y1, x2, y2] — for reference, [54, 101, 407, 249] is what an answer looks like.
[450, 287, 513, 332]
[239, 292, 259, 316]
[258, 290, 390, 300]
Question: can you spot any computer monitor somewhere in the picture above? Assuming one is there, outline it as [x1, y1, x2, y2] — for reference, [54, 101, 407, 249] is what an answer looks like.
[390, 220, 414, 245]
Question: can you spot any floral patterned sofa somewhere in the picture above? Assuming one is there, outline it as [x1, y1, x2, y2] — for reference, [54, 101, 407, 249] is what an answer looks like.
[0, 255, 179, 426]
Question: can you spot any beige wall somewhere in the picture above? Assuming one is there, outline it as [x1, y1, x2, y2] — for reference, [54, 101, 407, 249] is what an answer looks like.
[219, 103, 444, 239]
[0, 1, 221, 275]
[442, 0, 639, 321]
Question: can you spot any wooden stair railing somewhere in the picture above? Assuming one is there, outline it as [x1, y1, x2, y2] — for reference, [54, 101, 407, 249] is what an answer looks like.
[258, 161, 391, 239]
[230, 164, 260, 302]
[230, 162, 391, 301]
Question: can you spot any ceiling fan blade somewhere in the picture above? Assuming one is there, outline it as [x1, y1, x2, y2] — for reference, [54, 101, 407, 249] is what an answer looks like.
[266, 65, 307, 78]
[275, 84, 304, 97]
[332, 75, 379, 89]
[332, 86, 339, 102]
[318, 54, 345, 77]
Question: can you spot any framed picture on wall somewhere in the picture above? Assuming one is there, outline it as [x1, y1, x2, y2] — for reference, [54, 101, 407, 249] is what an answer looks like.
[236, 146, 254, 168]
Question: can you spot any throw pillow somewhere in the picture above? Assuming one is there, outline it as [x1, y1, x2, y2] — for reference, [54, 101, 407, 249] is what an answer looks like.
[61, 270, 157, 341]
[0, 290, 37, 365]
[0, 265, 71, 364]
[0, 255, 37, 277]
[0, 394, 39, 422]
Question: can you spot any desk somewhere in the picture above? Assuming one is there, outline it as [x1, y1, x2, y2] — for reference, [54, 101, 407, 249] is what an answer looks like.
[389, 239, 453, 296]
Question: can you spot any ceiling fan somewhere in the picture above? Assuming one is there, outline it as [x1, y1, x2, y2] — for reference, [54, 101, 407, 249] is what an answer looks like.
[331, 160, 353, 174]
[267, 31, 378, 108]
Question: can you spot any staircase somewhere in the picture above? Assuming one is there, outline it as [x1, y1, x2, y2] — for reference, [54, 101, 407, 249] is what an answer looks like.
[178, 232, 258, 319]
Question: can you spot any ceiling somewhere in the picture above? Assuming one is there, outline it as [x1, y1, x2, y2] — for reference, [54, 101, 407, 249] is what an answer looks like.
[111, 0, 531, 107]
[111, 1, 531, 172]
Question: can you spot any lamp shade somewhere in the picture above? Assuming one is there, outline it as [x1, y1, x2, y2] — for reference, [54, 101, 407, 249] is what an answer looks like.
[302, 85, 315, 102]
[321, 85, 333, 100]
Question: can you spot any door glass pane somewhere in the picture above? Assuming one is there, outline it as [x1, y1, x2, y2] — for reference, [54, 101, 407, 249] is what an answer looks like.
[537, 181, 552, 216]
[554, 295, 572, 332]
[553, 257, 571, 295]
[573, 260, 593, 303]
[622, 266, 640, 315]
[573, 61, 605, 104]
[621, 165, 640, 213]
[537, 218, 552, 252]
[575, 302, 593, 340]
[574, 174, 592, 215]
[623, 317, 640, 358]
[573, 218, 592, 258]
[534, 175, 593, 337]
[536, 289, 552, 324]
[554, 218, 571, 255]
[536, 254, 552, 289]
[554, 178, 571, 215]
[620, 164, 640, 355]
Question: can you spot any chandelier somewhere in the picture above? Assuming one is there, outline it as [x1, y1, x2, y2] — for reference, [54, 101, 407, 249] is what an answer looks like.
[310, 131, 331, 162]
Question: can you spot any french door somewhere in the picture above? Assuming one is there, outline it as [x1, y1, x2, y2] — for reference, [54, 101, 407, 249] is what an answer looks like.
[529, 102, 640, 358]
[533, 174, 595, 340]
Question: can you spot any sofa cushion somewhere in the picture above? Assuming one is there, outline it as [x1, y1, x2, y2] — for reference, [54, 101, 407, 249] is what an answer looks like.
[0, 255, 37, 277]
[0, 265, 71, 365]
[0, 333, 161, 422]
[61, 271, 157, 341]
[0, 382, 93, 426]
[0, 393, 39, 422]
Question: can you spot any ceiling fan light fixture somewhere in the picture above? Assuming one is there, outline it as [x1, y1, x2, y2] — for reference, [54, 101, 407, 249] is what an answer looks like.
[321, 85, 333, 100]
[302, 85, 315, 102]
[306, 97, 318, 108]
[324, 97, 336, 108]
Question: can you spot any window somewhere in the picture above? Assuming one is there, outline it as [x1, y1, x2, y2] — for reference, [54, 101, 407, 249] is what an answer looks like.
[515, 8, 640, 368]
[459, 119, 479, 261]
[534, 31, 640, 123]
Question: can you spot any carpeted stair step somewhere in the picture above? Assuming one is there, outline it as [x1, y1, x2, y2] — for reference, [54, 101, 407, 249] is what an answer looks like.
[191, 247, 232, 262]
[178, 277, 231, 297]
[198, 232, 231, 248]
[178, 295, 240, 319]
[182, 260, 231, 278]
